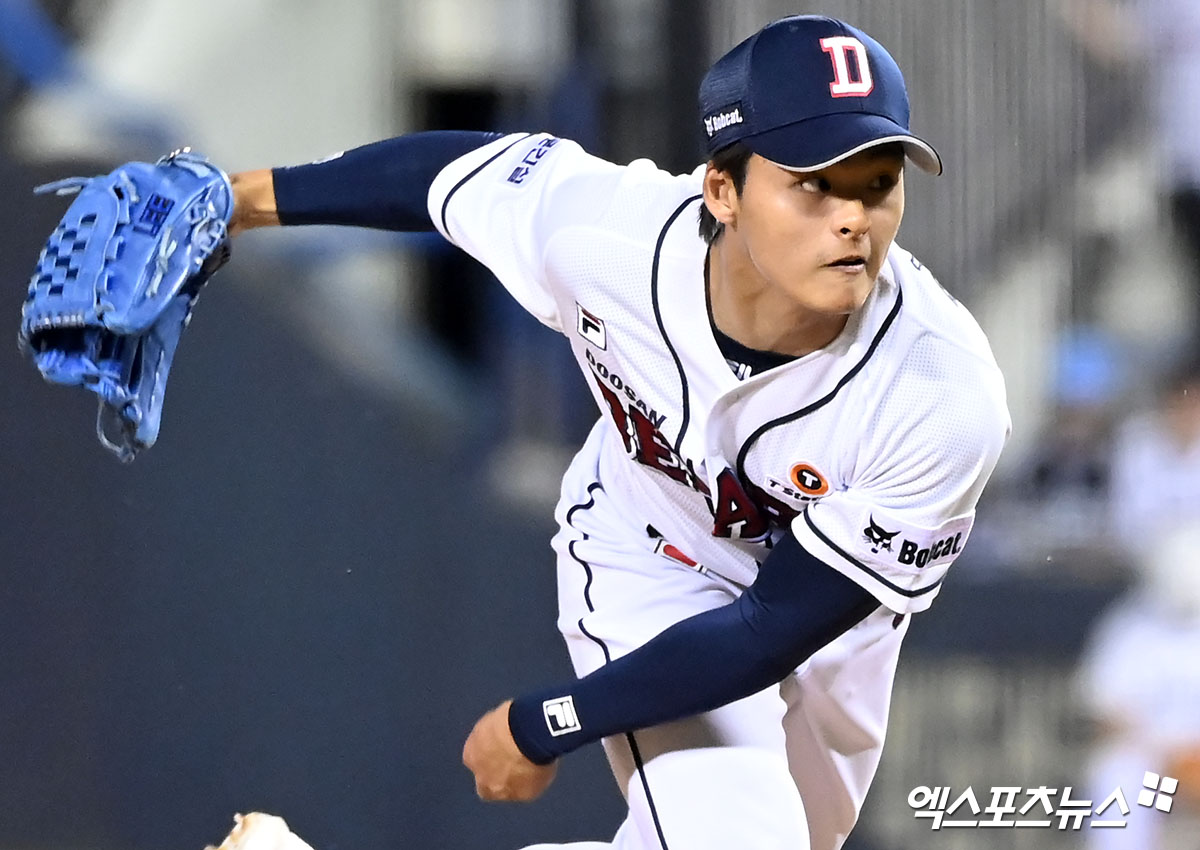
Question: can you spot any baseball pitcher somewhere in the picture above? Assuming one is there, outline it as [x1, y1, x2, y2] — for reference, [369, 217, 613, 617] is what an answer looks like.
[22, 16, 1009, 850]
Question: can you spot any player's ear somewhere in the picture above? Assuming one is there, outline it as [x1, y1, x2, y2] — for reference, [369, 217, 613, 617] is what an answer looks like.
[702, 163, 739, 228]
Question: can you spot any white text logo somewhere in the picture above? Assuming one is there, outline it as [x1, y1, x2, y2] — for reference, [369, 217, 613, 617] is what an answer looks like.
[543, 696, 581, 736]
[909, 771, 1181, 830]
[703, 107, 744, 137]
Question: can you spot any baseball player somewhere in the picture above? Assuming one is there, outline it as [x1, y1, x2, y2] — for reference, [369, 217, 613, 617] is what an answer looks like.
[225, 15, 1009, 850]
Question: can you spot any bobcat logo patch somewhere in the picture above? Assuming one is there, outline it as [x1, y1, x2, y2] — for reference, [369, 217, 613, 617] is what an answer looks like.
[862, 515, 900, 553]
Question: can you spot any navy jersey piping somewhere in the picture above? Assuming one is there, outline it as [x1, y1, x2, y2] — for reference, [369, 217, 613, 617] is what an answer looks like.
[565, 481, 672, 850]
[438, 133, 535, 239]
[735, 284, 904, 481]
[566, 482, 606, 619]
[651, 194, 704, 454]
[801, 509, 943, 598]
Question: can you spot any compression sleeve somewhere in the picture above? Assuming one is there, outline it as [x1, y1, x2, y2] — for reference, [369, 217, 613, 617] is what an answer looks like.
[507, 532, 881, 764]
[270, 131, 504, 231]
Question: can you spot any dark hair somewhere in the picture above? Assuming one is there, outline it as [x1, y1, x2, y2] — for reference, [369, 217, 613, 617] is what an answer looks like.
[698, 142, 753, 245]
[697, 141, 908, 244]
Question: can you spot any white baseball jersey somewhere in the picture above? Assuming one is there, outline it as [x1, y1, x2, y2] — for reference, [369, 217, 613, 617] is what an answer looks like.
[428, 132, 1009, 615]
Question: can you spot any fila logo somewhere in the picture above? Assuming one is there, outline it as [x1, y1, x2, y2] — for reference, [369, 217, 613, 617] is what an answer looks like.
[576, 302, 607, 349]
[819, 36, 874, 98]
[543, 695, 581, 736]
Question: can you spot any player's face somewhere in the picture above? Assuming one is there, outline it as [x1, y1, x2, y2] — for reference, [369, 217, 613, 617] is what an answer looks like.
[719, 148, 905, 317]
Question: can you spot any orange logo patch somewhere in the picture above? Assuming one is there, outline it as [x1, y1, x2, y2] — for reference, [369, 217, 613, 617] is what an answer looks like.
[789, 463, 829, 497]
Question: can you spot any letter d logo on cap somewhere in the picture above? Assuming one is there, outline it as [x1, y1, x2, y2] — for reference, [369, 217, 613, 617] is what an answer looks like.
[820, 36, 874, 97]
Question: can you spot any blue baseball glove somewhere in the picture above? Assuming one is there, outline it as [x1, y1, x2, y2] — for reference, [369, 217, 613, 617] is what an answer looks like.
[19, 149, 232, 461]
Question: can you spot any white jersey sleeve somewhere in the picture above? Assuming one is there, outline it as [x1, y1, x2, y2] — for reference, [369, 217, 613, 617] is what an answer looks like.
[789, 333, 1009, 615]
[426, 132, 623, 332]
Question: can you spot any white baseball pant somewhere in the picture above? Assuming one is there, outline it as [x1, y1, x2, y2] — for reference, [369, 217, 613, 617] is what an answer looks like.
[521, 429, 910, 850]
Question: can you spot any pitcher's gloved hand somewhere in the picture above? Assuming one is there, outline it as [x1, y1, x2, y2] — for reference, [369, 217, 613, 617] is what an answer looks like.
[20, 149, 232, 461]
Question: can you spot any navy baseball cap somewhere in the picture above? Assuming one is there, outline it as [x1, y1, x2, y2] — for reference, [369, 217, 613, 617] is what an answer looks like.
[699, 16, 942, 175]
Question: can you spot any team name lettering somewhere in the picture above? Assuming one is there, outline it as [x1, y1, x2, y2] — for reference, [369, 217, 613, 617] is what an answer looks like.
[703, 107, 744, 138]
[585, 352, 781, 541]
[585, 349, 665, 428]
[897, 532, 963, 568]
[589, 364, 707, 495]
[710, 469, 770, 541]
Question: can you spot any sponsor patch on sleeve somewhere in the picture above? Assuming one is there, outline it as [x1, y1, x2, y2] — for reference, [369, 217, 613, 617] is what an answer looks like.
[855, 508, 974, 571]
[791, 500, 976, 615]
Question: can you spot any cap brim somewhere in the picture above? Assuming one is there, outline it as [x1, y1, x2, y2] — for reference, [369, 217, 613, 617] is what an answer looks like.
[743, 112, 943, 176]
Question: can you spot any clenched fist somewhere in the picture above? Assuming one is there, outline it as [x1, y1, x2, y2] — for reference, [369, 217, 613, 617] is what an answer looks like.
[463, 699, 558, 802]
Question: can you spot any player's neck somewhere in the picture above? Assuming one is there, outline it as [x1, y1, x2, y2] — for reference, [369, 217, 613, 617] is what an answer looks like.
[706, 242, 850, 358]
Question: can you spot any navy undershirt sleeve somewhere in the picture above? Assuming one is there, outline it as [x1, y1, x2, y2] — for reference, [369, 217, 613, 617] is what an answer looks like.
[271, 130, 504, 231]
[507, 531, 882, 764]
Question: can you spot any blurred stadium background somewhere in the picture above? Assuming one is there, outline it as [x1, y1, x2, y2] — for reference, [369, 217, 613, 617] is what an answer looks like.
[1, 1, 1198, 848]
